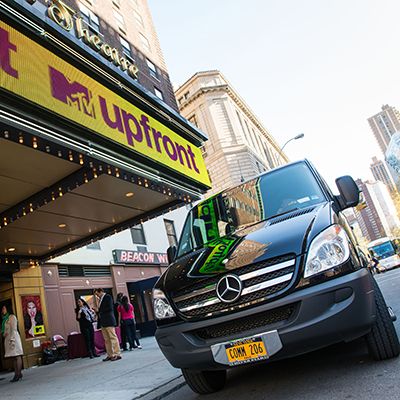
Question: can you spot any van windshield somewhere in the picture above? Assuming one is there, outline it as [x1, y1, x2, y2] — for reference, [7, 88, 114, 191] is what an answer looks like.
[177, 162, 326, 258]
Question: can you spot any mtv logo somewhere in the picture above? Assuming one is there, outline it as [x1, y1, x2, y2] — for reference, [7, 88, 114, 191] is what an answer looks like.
[49, 66, 96, 118]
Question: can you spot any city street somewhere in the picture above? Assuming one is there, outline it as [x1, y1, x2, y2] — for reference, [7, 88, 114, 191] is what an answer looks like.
[165, 269, 400, 400]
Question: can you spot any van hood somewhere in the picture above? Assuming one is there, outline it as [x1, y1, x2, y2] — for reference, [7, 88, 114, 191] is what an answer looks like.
[162, 202, 332, 293]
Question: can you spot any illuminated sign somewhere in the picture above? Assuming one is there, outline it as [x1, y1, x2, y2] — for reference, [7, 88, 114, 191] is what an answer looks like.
[113, 249, 168, 265]
[0, 22, 210, 186]
[46, 0, 139, 79]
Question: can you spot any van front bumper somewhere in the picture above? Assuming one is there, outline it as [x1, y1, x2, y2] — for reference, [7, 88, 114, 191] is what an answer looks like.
[155, 268, 376, 370]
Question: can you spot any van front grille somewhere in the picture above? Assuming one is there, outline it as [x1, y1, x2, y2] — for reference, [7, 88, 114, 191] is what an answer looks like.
[193, 303, 297, 340]
[171, 254, 297, 320]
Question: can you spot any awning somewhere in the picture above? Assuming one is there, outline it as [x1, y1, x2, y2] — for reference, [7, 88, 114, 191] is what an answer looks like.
[0, 125, 193, 268]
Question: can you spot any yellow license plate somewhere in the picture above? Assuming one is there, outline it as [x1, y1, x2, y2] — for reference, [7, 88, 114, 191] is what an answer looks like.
[225, 337, 268, 365]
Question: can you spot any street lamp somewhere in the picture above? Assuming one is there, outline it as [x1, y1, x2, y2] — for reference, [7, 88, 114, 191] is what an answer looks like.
[280, 133, 305, 152]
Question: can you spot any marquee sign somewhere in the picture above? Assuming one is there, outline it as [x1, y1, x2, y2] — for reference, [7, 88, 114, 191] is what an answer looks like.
[0, 21, 211, 186]
[112, 249, 168, 265]
[45, 0, 139, 79]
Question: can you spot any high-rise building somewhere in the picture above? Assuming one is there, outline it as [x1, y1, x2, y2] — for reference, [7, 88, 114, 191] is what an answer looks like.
[367, 104, 400, 154]
[370, 156, 396, 192]
[175, 70, 289, 194]
[355, 179, 400, 242]
[342, 208, 366, 246]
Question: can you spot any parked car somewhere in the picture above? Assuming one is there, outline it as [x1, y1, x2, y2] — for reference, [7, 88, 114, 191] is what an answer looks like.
[153, 160, 399, 394]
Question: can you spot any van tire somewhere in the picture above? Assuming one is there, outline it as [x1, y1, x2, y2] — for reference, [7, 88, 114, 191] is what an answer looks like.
[366, 278, 400, 360]
[182, 368, 226, 394]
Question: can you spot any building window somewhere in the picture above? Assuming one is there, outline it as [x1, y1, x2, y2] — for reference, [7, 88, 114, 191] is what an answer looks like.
[139, 33, 151, 52]
[79, 3, 100, 32]
[130, 224, 146, 245]
[188, 114, 198, 127]
[164, 219, 178, 247]
[134, 10, 144, 27]
[154, 87, 164, 100]
[120, 36, 134, 60]
[114, 10, 126, 28]
[146, 58, 158, 79]
[200, 144, 207, 158]
[86, 241, 101, 250]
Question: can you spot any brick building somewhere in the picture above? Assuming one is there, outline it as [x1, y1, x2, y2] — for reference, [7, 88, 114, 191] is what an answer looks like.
[35, 0, 178, 110]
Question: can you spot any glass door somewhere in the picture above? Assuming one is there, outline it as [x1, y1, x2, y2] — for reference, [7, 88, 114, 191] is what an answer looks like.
[127, 277, 159, 337]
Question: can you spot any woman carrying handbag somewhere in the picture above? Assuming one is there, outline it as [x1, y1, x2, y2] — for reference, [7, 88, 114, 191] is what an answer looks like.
[1, 304, 24, 382]
[75, 298, 99, 358]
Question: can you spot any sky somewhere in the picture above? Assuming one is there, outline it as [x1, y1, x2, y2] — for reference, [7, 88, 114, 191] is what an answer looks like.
[148, 0, 400, 189]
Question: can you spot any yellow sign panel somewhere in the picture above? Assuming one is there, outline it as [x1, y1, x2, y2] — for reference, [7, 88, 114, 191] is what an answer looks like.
[0, 22, 210, 187]
[34, 325, 45, 335]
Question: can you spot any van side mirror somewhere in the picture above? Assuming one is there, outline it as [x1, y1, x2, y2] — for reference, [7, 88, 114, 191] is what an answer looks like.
[335, 175, 360, 210]
[167, 245, 177, 264]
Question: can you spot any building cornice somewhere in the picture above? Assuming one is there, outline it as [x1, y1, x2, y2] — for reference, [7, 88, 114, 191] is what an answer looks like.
[179, 82, 288, 162]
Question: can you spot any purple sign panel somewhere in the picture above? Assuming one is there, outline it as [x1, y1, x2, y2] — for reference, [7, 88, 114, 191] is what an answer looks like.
[113, 249, 168, 265]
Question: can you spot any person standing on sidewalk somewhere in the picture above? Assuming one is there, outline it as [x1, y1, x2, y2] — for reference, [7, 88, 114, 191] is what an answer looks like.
[93, 288, 121, 362]
[117, 295, 142, 350]
[114, 292, 127, 351]
[1, 304, 24, 382]
[75, 298, 99, 359]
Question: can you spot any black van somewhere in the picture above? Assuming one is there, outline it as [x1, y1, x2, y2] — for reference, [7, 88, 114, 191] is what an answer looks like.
[153, 160, 399, 394]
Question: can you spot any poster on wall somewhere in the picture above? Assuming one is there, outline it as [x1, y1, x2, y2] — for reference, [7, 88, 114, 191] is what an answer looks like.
[21, 295, 45, 339]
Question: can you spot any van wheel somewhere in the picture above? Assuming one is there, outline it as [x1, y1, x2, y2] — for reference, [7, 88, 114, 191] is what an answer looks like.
[182, 368, 226, 394]
[365, 279, 400, 360]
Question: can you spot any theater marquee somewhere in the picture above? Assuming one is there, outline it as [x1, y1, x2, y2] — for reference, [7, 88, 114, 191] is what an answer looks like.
[0, 21, 211, 186]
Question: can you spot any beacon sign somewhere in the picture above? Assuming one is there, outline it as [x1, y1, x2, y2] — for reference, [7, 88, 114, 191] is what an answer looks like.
[0, 22, 210, 186]
[113, 249, 168, 266]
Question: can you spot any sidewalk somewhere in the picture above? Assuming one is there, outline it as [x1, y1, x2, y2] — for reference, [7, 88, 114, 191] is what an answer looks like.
[0, 337, 183, 400]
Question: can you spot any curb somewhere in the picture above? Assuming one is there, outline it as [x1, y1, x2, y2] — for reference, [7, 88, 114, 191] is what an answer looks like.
[133, 375, 186, 400]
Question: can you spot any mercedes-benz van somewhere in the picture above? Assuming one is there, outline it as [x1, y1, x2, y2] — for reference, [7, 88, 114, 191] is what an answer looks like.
[153, 160, 399, 394]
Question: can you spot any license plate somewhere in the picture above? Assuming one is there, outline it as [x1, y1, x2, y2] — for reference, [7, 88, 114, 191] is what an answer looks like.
[225, 336, 268, 365]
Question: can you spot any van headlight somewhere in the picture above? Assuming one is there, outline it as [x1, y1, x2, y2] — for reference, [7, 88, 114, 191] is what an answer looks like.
[304, 225, 350, 278]
[152, 288, 176, 320]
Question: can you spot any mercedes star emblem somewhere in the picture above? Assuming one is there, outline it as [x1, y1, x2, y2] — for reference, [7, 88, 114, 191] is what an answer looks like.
[216, 274, 243, 303]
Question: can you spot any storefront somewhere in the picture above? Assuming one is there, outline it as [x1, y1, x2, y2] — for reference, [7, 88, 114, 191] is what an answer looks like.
[42, 249, 169, 340]
[115, 249, 169, 337]
[0, 0, 209, 368]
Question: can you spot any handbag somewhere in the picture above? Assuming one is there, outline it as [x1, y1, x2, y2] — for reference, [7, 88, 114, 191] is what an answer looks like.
[42, 348, 57, 365]
[88, 308, 96, 323]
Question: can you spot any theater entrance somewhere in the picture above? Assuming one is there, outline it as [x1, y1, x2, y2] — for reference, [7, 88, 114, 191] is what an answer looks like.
[127, 277, 159, 337]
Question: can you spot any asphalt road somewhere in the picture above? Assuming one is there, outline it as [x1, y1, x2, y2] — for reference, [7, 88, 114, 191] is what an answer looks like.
[165, 269, 400, 400]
